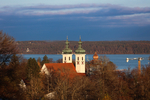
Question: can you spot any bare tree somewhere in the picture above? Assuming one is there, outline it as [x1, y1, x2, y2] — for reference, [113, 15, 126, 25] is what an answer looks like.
[0, 31, 18, 67]
[26, 76, 44, 100]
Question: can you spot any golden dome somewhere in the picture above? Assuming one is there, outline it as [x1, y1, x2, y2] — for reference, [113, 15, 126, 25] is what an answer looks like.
[93, 52, 98, 60]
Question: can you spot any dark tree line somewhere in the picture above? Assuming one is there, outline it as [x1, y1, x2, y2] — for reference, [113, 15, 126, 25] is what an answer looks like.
[17, 41, 150, 54]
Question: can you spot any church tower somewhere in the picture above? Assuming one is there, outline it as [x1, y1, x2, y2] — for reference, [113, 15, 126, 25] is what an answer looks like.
[75, 37, 86, 73]
[62, 37, 72, 63]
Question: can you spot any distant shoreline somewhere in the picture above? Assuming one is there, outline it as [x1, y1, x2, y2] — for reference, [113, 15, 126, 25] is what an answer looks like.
[17, 41, 150, 54]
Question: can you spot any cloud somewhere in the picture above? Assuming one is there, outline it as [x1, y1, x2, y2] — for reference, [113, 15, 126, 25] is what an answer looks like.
[1, 4, 150, 16]
[1, 4, 150, 27]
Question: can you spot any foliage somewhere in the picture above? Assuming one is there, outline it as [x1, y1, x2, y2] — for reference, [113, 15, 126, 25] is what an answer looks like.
[0, 54, 26, 100]
[26, 58, 40, 80]
[0, 31, 18, 67]
[1, 32, 150, 100]
[41, 55, 49, 66]
[17, 40, 150, 54]
[1, 54, 150, 100]
[37, 57, 41, 62]
[26, 76, 45, 100]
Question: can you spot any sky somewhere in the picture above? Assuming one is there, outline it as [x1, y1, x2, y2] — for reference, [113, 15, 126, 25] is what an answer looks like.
[0, 0, 150, 41]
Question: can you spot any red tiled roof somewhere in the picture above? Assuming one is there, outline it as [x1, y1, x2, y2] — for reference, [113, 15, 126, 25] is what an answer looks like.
[44, 63, 85, 78]
[45, 63, 76, 73]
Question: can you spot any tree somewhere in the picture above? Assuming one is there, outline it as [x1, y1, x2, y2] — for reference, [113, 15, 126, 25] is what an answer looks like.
[26, 58, 40, 80]
[49, 58, 53, 63]
[26, 58, 44, 100]
[37, 57, 41, 63]
[41, 55, 49, 66]
[37, 57, 42, 68]
[56, 58, 62, 63]
[0, 54, 26, 100]
[0, 31, 18, 67]
[26, 76, 45, 100]
[0, 31, 25, 99]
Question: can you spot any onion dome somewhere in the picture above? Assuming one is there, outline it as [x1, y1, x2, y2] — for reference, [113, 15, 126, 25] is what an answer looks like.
[75, 37, 85, 54]
[62, 37, 72, 54]
[93, 52, 98, 60]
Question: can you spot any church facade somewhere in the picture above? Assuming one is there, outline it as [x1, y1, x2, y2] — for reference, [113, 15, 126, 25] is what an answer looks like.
[62, 37, 86, 73]
[41, 37, 86, 75]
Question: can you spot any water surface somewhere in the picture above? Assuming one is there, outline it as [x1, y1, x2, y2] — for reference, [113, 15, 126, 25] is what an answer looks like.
[23, 54, 150, 70]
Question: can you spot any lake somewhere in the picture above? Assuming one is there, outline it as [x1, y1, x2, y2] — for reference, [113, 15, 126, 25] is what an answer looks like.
[23, 54, 150, 70]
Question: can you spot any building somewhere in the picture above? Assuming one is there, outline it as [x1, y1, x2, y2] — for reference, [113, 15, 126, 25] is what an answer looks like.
[75, 37, 86, 73]
[62, 37, 72, 63]
[41, 63, 76, 76]
[41, 37, 86, 76]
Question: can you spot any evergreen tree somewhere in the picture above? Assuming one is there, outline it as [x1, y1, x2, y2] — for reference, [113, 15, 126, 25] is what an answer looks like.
[26, 58, 44, 100]
[41, 55, 49, 66]
[9, 54, 20, 67]
[26, 58, 40, 80]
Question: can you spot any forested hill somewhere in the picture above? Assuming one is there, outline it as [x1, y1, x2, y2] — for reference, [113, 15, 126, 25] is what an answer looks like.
[17, 41, 150, 54]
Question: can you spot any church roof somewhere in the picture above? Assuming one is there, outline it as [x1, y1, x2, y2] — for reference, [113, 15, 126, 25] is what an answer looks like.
[75, 37, 86, 54]
[62, 37, 72, 54]
[93, 52, 98, 60]
[45, 63, 76, 73]
[44, 63, 85, 78]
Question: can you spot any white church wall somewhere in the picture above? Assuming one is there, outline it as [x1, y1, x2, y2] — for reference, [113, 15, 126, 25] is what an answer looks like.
[62, 54, 72, 63]
[75, 54, 86, 73]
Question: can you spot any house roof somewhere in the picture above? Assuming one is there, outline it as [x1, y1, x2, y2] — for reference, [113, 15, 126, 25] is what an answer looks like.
[44, 63, 85, 78]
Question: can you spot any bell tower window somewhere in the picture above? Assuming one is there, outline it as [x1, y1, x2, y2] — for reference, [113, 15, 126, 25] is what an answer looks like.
[77, 61, 79, 65]
[69, 57, 70, 61]
[82, 61, 84, 64]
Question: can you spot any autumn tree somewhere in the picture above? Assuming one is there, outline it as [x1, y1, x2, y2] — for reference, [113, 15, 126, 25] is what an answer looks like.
[26, 76, 44, 100]
[0, 31, 25, 99]
[0, 31, 18, 67]
[0, 54, 26, 100]
[26, 58, 44, 100]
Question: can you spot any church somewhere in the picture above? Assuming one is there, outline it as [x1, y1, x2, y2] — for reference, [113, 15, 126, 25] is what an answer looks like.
[41, 37, 86, 76]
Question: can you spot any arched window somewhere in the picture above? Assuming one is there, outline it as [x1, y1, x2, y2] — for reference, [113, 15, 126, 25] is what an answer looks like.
[65, 57, 66, 60]
[82, 57, 83, 60]
[69, 57, 70, 60]
[78, 57, 79, 60]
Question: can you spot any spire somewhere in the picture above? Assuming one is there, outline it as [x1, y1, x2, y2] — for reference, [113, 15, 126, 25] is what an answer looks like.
[75, 36, 85, 54]
[65, 36, 69, 49]
[62, 36, 72, 54]
[79, 36, 81, 41]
